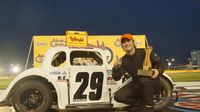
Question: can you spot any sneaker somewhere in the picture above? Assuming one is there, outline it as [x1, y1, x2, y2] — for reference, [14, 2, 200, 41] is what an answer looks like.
[140, 105, 154, 112]
[126, 105, 140, 112]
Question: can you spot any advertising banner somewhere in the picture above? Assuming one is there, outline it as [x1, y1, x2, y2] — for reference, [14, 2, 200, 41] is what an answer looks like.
[88, 35, 146, 65]
[33, 36, 66, 67]
[33, 34, 146, 67]
[66, 31, 88, 47]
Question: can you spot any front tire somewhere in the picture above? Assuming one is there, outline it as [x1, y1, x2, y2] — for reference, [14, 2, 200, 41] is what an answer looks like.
[12, 80, 52, 112]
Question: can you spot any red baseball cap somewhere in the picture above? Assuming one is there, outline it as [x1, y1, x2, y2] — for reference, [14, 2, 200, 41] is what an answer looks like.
[121, 33, 133, 40]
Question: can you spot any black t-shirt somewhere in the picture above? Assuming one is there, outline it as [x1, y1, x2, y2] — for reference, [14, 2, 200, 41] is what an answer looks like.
[112, 49, 165, 81]
[122, 49, 145, 76]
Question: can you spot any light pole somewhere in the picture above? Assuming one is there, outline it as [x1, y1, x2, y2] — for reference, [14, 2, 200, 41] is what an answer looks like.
[188, 58, 192, 65]
[188, 58, 192, 69]
[166, 59, 170, 69]
[171, 58, 175, 69]
[166, 58, 175, 69]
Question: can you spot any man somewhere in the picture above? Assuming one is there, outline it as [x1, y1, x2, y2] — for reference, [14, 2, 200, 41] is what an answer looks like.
[112, 33, 165, 112]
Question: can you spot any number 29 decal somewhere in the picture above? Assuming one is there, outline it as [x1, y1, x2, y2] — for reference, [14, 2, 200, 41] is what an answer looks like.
[73, 72, 104, 101]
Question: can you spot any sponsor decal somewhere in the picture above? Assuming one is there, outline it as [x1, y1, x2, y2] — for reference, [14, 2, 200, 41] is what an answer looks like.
[57, 76, 66, 82]
[135, 41, 143, 46]
[69, 36, 84, 42]
[66, 31, 88, 47]
[62, 71, 67, 75]
[73, 99, 87, 102]
[114, 38, 121, 47]
[36, 42, 47, 46]
[105, 47, 114, 64]
[51, 39, 66, 47]
[88, 41, 114, 64]
[107, 76, 116, 85]
[114, 39, 143, 47]
[88, 41, 106, 49]
[67, 35, 87, 47]
[35, 54, 44, 63]
[49, 71, 61, 75]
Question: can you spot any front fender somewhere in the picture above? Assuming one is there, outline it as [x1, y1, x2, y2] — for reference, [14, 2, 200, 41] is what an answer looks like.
[0, 68, 62, 106]
[116, 73, 174, 92]
[162, 73, 174, 89]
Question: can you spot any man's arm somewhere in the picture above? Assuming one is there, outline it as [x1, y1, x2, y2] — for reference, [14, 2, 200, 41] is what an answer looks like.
[112, 66, 125, 81]
[112, 55, 125, 81]
[150, 52, 166, 76]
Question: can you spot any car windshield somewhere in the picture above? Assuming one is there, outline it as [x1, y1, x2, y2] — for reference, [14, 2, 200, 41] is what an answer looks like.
[70, 51, 103, 66]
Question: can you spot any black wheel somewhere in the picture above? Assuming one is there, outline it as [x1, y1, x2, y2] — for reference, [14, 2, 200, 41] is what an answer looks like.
[12, 80, 52, 112]
[153, 77, 173, 111]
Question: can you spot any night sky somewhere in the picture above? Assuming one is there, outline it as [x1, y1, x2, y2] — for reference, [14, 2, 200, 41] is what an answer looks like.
[0, 0, 200, 68]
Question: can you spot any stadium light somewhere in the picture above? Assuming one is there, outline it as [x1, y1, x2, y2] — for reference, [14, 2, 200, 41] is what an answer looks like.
[166, 58, 175, 67]
[12, 66, 20, 73]
[10, 64, 21, 74]
[168, 62, 171, 66]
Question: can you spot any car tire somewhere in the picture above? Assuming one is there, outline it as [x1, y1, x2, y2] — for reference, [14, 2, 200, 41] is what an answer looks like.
[154, 77, 173, 111]
[12, 80, 52, 112]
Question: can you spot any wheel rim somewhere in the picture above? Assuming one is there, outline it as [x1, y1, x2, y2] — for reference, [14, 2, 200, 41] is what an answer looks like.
[20, 88, 43, 110]
[154, 83, 171, 104]
[154, 88, 168, 104]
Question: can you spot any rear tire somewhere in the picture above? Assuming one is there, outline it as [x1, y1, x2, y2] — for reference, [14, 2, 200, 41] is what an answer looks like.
[153, 77, 173, 111]
[12, 80, 52, 112]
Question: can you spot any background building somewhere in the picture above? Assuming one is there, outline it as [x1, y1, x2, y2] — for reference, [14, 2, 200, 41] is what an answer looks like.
[191, 50, 200, 66]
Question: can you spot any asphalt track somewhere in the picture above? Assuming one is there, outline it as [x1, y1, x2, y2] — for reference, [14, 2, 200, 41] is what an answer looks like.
[0, 83, 199, 112]
[52, 90, 200, 112]
[50, 90, 200, 112]
[0, 91, 199, 112]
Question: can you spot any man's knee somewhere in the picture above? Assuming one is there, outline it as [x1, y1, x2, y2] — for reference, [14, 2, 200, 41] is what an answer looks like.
[114, 95, 120, 102]
[139, 77, 154, 86]
[114, 92, 123, 102]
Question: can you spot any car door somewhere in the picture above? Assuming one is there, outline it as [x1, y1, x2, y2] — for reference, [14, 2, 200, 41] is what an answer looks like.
[69, 50, 109, 104]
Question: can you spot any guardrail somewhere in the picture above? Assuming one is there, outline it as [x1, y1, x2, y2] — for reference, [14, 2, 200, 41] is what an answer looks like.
[165, 70, 200, 73]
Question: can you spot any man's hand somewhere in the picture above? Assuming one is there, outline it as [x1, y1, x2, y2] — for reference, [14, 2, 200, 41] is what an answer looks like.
[151, 69, 159, 79]
[114, 55, 122, 68]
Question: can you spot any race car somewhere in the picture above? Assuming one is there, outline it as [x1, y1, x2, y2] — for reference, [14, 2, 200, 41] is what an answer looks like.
[0, 47, 174, 112]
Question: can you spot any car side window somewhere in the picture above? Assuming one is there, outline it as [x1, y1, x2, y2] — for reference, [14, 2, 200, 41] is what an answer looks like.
[51, 51, 66, 67]
[70, 51, 103, 66]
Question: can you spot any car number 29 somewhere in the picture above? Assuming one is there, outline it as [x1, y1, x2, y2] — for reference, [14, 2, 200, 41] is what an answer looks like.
[73, 72, 104, 101]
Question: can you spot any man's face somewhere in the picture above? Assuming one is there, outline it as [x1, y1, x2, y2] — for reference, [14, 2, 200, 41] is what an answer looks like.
[121, 39, 135, 52]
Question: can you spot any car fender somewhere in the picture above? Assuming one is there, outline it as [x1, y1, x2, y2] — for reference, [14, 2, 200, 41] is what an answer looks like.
[115, 73, 174, 93]
[0, 68, 66, 109]
[162, 72, 174, 89]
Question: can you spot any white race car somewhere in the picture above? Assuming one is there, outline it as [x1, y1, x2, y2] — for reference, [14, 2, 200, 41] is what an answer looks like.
[0, 47, 174, 112]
